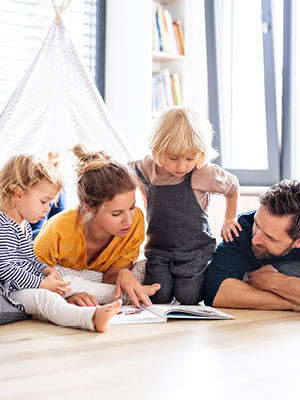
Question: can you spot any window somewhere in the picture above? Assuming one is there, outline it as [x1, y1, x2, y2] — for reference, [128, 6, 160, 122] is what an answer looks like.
[205, 0, 281, 186]
[281, 0, 300, 180]
[0, 0, 105, 114]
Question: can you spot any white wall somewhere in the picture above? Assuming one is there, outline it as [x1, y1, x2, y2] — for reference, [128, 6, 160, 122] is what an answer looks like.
[105, 0, 153, 158]
[209, 188, 269, 243]
[105, 0, 209, 160]
[105, 1, 266, 247]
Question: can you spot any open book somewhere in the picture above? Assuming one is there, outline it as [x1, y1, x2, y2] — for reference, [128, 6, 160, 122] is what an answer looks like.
[110, 304, 235, 325]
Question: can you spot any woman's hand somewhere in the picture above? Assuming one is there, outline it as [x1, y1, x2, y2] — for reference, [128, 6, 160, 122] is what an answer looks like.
[103, 265, 154, 308]
[39, 267, 71, 296]
[114, 268, 152, 308]
[66, 292, 99, 307]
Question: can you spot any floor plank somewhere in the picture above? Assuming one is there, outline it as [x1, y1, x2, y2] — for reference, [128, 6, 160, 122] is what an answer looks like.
[1, 309, 300, 400]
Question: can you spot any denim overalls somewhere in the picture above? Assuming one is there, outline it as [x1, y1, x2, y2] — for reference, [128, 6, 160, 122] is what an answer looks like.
[135, 163, 216, 304]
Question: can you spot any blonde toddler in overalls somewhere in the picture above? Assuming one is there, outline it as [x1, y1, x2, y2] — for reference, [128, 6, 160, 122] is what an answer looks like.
[131, 105, 241, 304]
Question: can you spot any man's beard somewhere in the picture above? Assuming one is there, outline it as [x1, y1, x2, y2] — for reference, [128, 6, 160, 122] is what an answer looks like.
[252, 242, 295, 259]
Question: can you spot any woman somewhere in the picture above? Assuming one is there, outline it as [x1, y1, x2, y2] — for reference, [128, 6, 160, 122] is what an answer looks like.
[34, 144, 160, 308]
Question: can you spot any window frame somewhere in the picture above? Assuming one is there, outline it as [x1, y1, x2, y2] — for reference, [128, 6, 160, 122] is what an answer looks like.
[204, 0, 280, 186]
[281, 0, 293, 179]
[95, 0, 106, 99]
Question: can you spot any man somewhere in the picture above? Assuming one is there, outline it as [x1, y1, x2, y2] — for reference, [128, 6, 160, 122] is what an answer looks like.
[202, 179, 300, 312]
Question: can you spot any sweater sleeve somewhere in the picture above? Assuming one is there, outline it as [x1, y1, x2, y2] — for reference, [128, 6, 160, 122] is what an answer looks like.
[193, 163, 239, 198]
[202, 214, 253, 306]
[0, 225, 42, 289]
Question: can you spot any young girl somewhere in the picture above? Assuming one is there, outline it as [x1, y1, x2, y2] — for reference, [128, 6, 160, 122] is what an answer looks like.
[34, 144, 160, 308]
[0, 154, 122, 332]
[131, 105, 241, 305]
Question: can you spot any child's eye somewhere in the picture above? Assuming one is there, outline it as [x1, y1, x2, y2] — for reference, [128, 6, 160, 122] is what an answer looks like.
[41, 201, 47, 205]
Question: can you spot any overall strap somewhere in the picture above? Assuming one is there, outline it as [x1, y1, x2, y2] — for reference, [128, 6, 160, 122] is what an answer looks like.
[134, 162, 150, 186]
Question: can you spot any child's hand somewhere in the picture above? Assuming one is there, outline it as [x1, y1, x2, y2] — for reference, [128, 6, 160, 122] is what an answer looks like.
[41, 266, 52, 276]
[221, 218, 242, 242]
[39, 267, 71, 296]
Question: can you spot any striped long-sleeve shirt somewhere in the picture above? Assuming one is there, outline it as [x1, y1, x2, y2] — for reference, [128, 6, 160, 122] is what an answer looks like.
[0, 211, 48, 312]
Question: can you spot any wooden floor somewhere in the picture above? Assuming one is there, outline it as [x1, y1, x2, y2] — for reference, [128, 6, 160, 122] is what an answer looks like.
[1, 308, 300, 400]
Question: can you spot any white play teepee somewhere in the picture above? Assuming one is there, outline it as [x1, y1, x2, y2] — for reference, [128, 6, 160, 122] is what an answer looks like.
[0, 0, 134, 165]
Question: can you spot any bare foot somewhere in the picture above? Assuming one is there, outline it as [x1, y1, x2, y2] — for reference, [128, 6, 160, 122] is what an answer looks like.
[48, 149, 62, 168]
[142, 283, 161, 297]
[93, 299, 122, 333]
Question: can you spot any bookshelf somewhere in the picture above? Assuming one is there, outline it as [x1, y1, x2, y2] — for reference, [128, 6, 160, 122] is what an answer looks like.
[152, 51, 184, 62]
[105, 0, 208, 159]
[151, 1, 185, 115]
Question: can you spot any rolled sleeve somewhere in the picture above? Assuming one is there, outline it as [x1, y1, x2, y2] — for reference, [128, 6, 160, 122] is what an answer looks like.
[202, 213, 254, 306]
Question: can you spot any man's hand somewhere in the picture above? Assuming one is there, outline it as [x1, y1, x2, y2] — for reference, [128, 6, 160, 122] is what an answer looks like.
[66, 292, 99, 307]
[245, 265, 279, 291]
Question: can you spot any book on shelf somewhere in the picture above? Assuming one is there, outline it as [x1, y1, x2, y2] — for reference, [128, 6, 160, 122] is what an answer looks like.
[172, 72, 183, 106]
[152, 73, 167, 112]
[153, 69, 173, 108]
[152, 1, 183, 55]
[152, 69, 183, 112]
[110, 304, 236, 325]
[152, 1, 160, 52]
[157, 6, 169, 52]
[173, 20, 185, 55]
[164, 10, 180, 54]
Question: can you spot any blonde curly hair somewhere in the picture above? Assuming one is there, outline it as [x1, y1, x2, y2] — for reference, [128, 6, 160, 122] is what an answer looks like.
[0, 154, 64, 209]
[149, 105, 218, 168]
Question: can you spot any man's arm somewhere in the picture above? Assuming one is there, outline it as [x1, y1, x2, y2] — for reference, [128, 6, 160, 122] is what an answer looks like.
[202, 210, 300, 311]
[213, 277, 300, 311]
[246, 264, 300, 307]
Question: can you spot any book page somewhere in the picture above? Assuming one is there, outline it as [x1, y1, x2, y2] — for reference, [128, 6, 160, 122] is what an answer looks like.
[143, 304, 235, 320]
[110, 305, 164, 325]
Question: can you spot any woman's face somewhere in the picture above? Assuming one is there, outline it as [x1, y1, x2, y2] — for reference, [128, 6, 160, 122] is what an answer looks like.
[95, 190, 136, 238]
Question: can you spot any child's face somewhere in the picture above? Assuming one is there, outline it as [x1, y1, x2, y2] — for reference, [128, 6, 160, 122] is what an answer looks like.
[162, 152, 197, 177]
[94, 190, 136, 238]
[16, 179, 59, 224]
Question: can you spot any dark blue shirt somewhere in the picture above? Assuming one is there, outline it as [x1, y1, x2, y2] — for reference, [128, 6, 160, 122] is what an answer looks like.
[202, 210, 300, 306]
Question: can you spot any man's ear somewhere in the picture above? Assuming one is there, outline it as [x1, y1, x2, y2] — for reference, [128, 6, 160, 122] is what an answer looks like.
[293, 238, 300, 249]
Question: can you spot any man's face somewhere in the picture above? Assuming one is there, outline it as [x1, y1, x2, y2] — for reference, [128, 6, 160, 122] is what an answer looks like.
[251, 205, 300, 259]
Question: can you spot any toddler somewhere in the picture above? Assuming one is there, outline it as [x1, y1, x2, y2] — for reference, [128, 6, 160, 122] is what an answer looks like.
[0, 154, 121, 332]
[131, 106, 241, 304]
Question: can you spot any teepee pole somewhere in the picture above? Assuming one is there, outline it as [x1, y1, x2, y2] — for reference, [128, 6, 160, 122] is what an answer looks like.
[51, 0, 73, 21]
